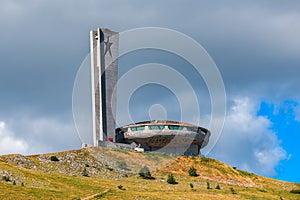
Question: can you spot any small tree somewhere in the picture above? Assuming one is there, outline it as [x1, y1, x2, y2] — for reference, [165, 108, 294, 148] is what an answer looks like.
[188, 167, 198, 177]
[167, 174, 177, 184]
[215, 184, 221, 190]
[138, 165, 154, 179]
[206, 182, 211, 189]
[230, 187, 237, 194]
[117, 185, 125, 190]
[2, 176, 10, 182]
[13, 180, 16, 185]
[189, 183, 194, 189]
[50, 156, 59, 162]
[82, 167, 89, 177]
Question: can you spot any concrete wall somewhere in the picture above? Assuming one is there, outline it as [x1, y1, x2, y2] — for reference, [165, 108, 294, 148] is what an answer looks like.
[90, 28, 119, 145]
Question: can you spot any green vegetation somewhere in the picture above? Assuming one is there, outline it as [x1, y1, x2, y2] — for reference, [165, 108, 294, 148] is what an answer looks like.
[2, 176, 10, 182]
[0, 147, 299, 199]
[206, 182, 211, 189]
[117, 185, 125, 190]
[230, 187, 237, 194]
[82, 167, 88, 177]
[290, 189, 300, 194]
[188, 167, 198, 177]
[138, 165, 154, 179]
[167, 174, 177, 184]
[215, 184, 221, 190]
[237, 169, 254, 177]
[106, 166, 114, 171]
[50, 155, 59, 162]
[201, 157, 210, 164]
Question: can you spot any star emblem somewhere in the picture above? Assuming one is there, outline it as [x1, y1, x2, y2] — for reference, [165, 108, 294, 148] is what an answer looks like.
[104, 36, 113, 57]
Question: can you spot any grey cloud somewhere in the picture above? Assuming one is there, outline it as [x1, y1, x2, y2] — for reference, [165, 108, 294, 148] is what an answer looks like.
[0, 0, 299, 172]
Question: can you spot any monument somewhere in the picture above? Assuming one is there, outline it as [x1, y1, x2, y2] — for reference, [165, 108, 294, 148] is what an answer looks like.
[90, 28, 119, 146]
[89, 28, 210, 155]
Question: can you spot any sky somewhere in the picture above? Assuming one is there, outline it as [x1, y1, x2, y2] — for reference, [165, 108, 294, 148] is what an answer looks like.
[0, 0, 299, 183]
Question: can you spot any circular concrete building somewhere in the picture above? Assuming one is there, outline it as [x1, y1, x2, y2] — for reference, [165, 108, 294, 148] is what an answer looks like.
[116, 120, 210, 155]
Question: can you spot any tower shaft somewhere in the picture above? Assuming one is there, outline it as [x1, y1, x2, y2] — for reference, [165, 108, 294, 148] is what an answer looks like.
[90, 28, 119, 145]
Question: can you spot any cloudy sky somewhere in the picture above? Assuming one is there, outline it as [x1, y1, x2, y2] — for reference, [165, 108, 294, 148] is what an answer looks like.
[0, 0, 299, 183]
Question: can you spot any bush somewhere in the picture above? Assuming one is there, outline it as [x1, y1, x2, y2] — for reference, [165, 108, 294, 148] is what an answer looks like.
[106, 167, 113, 171]
[82, 167, 89, 177]
[215, 184, 221, 190]
[290, 189, 300, 194]
[138, 166, 154, 179]
[50, 156, 59, 162]
[167, 174, 177, 184]
[117, 185, 125, 190]
[206, 182, 211, 189]
[2, 176, 10, 182]
[188, 167, 198, 177]
[189, 183, 194, 189]
[13, 180, 16, 185]
[21, 182, 24, 186]
[230, 187, 237, 194]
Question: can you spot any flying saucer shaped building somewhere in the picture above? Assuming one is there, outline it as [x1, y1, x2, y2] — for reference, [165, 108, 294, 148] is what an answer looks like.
[116, 120, 210, 155]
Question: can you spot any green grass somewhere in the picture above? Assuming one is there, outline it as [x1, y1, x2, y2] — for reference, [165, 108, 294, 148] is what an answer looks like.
[0, 147, 299, 200]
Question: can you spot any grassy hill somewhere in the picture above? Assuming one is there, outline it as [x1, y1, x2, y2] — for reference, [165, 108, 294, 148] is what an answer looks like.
[0, 146, 299, 199]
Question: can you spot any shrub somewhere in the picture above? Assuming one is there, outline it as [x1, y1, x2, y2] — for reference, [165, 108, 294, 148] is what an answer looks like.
[117, 185, 125, 190]
[138, 166, 154, 179]
[50, 156, 59, 162]
[215, 184, 221, 190]
[189, 183, 194, 189]
[2, 176, 10, 182]
[21, 182, 24, 186]
[106, 167, 114, 171]
[82, 167, 89, 177]
[206, 182, 211, 189]
[188, 167, 198, 177]
[201, 157, 210, 163]
[230, 187, 237, 194]
[167, 174, 177, 184]
[13, 180, 16, 185]
[290, 189, 300, 194]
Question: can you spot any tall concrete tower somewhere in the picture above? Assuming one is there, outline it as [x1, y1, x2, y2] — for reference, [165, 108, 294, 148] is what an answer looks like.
[90, 28, 119, 146]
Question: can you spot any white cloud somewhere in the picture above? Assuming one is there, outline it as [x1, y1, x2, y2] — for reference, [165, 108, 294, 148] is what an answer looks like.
[0, 121, 28, 155]
[210, 97, 287, 176]
[294, 104, 300, 121]
[0, 116, 80, 156]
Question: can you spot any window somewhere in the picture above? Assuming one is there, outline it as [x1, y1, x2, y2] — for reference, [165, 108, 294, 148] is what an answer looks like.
[136, 126, 145, 131]
[149, 125, 165, 130]
[131, 126, 145, 131]
[168, 125, 183, 130]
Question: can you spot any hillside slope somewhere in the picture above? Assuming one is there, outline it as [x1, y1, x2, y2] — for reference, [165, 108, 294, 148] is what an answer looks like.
[0, 146, 299, 199]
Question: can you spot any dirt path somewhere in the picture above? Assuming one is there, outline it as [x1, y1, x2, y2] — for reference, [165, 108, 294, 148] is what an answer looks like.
[81, 189, 110, 200]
